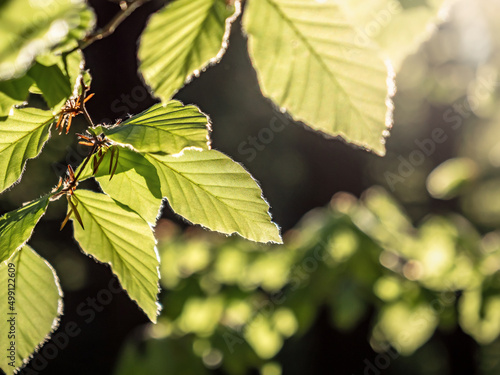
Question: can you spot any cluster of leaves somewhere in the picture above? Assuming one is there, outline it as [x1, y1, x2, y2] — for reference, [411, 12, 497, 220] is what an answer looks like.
[114, 186, 500, 375]
[0, 0, 450, 373]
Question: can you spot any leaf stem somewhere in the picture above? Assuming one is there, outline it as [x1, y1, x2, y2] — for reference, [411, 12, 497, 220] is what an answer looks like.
[82, 107, 94, 127]
[77, 77, 95, 128]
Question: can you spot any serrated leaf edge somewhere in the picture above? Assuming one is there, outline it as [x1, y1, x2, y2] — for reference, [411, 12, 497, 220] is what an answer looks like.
[7, 247, 64, 375]
[68, 192, 162, 323]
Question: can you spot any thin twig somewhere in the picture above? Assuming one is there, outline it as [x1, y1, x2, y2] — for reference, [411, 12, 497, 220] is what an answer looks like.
[74, 74, 97, 182]
[77, 76, 95, 127]
[79, 0, 150, 50]
[82, 107, 94, 127]
[74, 143, 98, 181]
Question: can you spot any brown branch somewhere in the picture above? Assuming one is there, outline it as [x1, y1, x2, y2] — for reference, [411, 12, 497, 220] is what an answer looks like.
[79, 0, 150, 50]
[82, 106, 94, 127]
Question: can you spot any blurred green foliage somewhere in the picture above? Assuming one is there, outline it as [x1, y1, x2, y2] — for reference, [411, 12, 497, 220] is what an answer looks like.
[114, 182, 500, 374]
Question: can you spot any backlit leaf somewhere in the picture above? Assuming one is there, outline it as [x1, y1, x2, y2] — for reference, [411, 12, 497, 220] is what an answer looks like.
[28, 50, 86, 110]
[0, 76, 33, 116]
[243, 0, 393, 155]
[0, 108, 54, 193]
[0, 246, 63, 375]
[104, 101, 211, 154]
[146, 148, 282, 243]
[0, 0, 94, 80]
[139, 0, 236, 101]
[78, 146, 163, 225]
[71, 190, 161, 322]
[0, 195, 50, 263]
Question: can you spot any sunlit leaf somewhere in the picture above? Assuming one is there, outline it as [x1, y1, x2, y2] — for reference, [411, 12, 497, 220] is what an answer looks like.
[0, 76, 33, 116]
[30, 60, 71, 108]
[0, 50, 85, 116]
[243, 0, 393, 155]
[0, 0, 94, 80]
[146, 148, 282, 243]
[52, 3, 96, 54]
[72, 190, 160, 322]
[0, 195, 50, 263]
[342, 0, 449, 70]
[0, 246, 63, 375]
[78, 146, 163, 225]
[139, 0, 236, 101]
[104, 101, 211, 154]
[0, 108, 54, 193]
[28, 50, 85, 109]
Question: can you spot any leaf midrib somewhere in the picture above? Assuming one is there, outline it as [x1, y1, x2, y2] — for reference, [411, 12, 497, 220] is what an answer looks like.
[148, 153, 263, 224]
[260, 0, 382, 133]
[0, 116, 54, 154]
[76, 196, 156, 299]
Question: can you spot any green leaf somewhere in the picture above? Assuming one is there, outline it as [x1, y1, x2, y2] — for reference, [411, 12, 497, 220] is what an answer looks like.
[104, 101, 211, 154]
[0, 196, 50, 263]
[0, 0, 94, 80]
[426, 158, 478, 200]
[146, 148, 282, 243]
[71, 190, 160, 322]
[29, 63, 71, 108]
[78, 146, 163, 225]
[52, 4, 96, 54]
[0, 108, 55, 193]
[28, 50, 85, 109]
[0, 50, 85, 115]
[0, 246, 63, 375]
[138, 0, 236, 101]
[243, 0, 393, 155]
[342, 0, 448, 71]
[0, 76, 34, 116]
